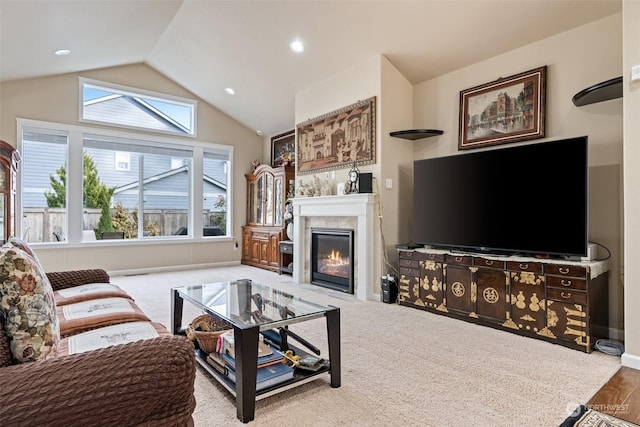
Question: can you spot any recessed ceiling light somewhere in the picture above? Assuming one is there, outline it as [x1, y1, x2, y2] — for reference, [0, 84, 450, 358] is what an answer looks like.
[54, 49, 71, 56]
[225, 87, 235, 95]
[289, 39, 304, 53]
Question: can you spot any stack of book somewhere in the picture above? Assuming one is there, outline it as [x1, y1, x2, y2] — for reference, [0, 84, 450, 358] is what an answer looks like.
[206, 335, 294, 391]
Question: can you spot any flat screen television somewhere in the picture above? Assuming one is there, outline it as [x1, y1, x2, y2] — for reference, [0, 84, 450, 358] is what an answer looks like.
[412, 136, 588, 258]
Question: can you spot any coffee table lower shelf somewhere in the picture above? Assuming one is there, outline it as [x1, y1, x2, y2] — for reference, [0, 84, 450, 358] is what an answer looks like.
[194, 347, 332, 400]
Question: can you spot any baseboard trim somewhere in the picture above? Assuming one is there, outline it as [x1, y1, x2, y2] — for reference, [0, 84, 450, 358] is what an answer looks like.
[108, 261, 241, 277]
[621, 352, 640, 370]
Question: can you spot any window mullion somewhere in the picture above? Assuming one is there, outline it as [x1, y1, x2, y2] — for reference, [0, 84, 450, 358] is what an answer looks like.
[138, 155, 144, 239]
[68, 131, 84, 243]
[192, 147, 203, 238]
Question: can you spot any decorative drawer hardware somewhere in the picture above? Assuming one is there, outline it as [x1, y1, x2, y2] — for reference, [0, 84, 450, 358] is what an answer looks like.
[546, 276, 587, 291]
[445, 255, 472, 265]
[474, 258, 506, 269]
[507, 261, 543, 274]
[400, 258, 420, 268]
[545, 264, 588, 278]
[547, 288, 587, 305]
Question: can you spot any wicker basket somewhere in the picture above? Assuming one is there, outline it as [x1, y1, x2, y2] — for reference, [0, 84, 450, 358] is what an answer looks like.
[186, 314, 231, 354]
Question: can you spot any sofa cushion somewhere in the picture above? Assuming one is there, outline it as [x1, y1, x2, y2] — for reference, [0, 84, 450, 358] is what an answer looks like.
[57, 297, 150, 337]
[57, 321, 170, 355]
[0, 322, 12, 367]
[54, 282, 132, 306]
[0, 246, 59, 363]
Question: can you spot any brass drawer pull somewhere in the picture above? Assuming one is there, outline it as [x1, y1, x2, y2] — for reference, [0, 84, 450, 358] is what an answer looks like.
[485, 260, 494, 266]
[455, 257, 463, 262]
[561, 292, 571, 299]
[519, 263, 528, 270]
[559, 268, 570, 275]
[561, 279, 572, 287]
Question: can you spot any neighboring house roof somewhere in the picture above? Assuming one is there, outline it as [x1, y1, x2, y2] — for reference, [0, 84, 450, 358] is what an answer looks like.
[84, 94, 190, 133]
[114, 165, 226, 194]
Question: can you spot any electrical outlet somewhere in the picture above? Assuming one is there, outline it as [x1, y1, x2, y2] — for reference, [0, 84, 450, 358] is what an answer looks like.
[330, 171, 335, 179]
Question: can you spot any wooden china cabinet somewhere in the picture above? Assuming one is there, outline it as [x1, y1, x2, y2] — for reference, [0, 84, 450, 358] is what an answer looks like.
[0, 141, 20, 244]
[241, 164, 294, 272]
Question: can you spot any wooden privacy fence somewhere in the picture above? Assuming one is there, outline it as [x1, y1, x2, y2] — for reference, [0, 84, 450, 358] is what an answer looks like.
[22, 208, 225, 242]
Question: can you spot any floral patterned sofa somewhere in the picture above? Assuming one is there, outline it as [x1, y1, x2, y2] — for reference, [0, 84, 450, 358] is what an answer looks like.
[0, 238, 196, 426]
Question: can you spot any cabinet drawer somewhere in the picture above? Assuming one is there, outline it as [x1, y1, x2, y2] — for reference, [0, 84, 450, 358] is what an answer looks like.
[546, 275, 587, 291]
[398, 250, 418, 259]
[445, 254, 473, 266]
[399, 266, 420, 277]
[474, 258, 506, 269]
[279, 242, 293, 254]
[545, 264, 588, 278]
[507, 261, 543, 274]
[546, 288, 587, 305]
[399, 258, 420, 269]
[420, 252, 445, 262]
[251, 231, 270, 240]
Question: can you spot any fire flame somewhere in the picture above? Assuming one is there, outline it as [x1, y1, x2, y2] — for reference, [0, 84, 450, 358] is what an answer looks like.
[326, 250, 346, 266]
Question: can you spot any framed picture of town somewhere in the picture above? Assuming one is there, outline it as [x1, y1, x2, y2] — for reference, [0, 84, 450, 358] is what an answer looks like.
[458, 66, 546, 150]
[271, 130, 295, 167]
[296, 97, 376, 175]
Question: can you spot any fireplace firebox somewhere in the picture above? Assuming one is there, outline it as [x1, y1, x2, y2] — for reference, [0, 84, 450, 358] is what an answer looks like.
[311, 228, 354, 294]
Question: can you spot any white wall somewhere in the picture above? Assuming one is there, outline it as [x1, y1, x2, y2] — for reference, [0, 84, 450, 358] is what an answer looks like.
[622, 0, 640, 369]
[413, 14, 624, 337]
[0, 63, 263, 273]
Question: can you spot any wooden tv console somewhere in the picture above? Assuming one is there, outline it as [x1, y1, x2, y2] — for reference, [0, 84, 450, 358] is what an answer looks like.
[397, 248, 609, 353]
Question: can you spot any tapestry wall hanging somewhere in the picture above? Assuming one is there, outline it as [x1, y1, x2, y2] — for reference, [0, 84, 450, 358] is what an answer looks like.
[296, 96, 376, 174]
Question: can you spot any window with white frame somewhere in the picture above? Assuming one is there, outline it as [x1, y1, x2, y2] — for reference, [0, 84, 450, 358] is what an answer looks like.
[80, 78, 197, 136]
[114, 152, 131, 171]
[20, 128, 69, 243]
[18, 119, 231, 243]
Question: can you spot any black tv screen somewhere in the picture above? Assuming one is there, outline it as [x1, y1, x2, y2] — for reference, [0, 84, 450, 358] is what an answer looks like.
[412, 136, 588, 257]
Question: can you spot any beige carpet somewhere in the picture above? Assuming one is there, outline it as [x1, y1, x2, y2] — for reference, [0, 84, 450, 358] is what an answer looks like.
[113, 265, 621, 427]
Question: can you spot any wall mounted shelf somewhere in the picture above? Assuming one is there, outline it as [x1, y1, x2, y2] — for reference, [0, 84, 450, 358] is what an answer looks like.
[389, 129, 444, 140]
[572, 76, 622, 106]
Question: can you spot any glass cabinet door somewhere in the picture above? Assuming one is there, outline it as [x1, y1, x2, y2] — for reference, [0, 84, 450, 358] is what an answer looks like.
[264, 173, 273, 225]
[256, 176, 263, 224]
[0, 194, 5, 244]
[274, 177, 283, 226]
[248, 182, 256, 223]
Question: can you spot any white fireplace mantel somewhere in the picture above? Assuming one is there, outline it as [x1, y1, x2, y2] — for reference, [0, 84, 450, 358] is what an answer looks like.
[291, 194, 378, 301]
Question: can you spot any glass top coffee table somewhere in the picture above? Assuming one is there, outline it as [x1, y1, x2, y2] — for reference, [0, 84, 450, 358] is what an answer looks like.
[171, 279, 341, 423]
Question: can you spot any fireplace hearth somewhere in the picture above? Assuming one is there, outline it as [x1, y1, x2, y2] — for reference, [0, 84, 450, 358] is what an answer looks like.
[311, 228, 354, 294]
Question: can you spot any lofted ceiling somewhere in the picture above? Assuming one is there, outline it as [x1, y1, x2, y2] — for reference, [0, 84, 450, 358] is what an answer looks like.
[0, 0, 621, 137]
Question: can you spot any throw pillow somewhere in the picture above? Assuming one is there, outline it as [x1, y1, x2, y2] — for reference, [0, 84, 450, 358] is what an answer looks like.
[57, 297, 150, 337]
[6, 237, 43, 269]
[54, 282, 132, 306]
[0, 246, 59, 363]
[56, 321, 169, 356]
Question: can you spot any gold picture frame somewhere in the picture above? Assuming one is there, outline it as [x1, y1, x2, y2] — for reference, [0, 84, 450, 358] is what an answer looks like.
[270, 130, 295, 167]
[296, 97, 376, 175]
[458, 66, 546, 150]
